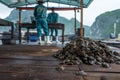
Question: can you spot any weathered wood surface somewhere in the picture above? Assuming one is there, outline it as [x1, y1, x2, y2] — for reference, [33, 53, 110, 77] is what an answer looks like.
[0, 45, 119, 80]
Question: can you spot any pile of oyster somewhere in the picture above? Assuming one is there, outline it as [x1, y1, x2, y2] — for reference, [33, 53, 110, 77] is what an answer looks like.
[54, 38, 120, 68]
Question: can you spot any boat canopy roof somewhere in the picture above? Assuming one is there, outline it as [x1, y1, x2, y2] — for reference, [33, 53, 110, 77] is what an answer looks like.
[0, 0, 93, 8]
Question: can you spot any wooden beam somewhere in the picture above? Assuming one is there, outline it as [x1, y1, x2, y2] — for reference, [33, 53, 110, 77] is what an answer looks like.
[18, 9, 22, 44]
[74, 8, 77, 34]
[16, 7, 80, 11]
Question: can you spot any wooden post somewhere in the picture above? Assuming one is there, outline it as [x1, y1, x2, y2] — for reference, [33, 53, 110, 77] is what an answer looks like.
[18, 9, 22, 44]
[27, 28, 29, 43]
[11, 23, 14, 39]
[80, 0, 84, 38]
[74, 8, 77, 34]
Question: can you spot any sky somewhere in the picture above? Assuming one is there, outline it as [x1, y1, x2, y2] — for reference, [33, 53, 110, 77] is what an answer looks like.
[0, 0, 120, 26]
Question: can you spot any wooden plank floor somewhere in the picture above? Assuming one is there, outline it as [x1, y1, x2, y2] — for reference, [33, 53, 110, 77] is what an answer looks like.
[0, 45, 120, 80]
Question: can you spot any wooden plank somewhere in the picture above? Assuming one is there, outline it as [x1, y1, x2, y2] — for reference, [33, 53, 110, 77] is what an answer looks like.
[0, 45, 120, 80]
[0, 45, 59, 57]
[78, 64, 120, 73]
[86, 72, 120, 80]
[0, 55, 58, 61]
[0, 59, 60, 66]
[0, 72, 80, 80]
[0, 64, 79, 73]
[0, 73, 29, 80]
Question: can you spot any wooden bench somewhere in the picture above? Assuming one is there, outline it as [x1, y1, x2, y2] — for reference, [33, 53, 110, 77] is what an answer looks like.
[19, 23, 65, 44]
[0, 18, 14, 39]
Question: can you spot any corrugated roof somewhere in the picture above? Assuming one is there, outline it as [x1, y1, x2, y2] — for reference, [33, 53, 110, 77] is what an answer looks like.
[0, 0, 93, 8]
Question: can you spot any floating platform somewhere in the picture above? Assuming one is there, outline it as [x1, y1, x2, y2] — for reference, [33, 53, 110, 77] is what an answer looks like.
[0, 45, 119, 80]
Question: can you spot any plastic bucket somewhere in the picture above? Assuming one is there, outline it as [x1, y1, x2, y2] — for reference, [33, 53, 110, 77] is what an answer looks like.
[29, 35, 38, 42]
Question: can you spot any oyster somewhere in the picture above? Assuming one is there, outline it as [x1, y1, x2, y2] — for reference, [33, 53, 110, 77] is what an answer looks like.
[102, 62, 110, 68]
[54, 37, 120, 68]
[56, 65, 65, 71]
[76, 70, 87, 76]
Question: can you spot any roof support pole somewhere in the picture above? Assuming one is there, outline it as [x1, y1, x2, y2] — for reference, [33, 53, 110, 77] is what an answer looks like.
[74, 8, 77, 34]
[18, 9, 22, 44]
[80, 0, 84, 38]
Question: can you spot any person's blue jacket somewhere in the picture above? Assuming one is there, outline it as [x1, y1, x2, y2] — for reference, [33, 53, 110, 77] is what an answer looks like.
[33, 3, 49, 37]
[47, 13, 58, 23]
[34, 3, 47, 20]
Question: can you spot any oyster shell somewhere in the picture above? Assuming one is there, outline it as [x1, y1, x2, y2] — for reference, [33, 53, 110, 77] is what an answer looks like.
[54, 37, 120, 68]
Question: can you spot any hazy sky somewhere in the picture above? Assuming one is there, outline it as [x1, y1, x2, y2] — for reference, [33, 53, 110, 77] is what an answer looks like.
[0, 0, 120, 26]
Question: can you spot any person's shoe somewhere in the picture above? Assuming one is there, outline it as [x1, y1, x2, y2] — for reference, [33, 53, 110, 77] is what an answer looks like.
[38, 41, 41, 45]
[55, 36, 60, 44]
[55, 40, 61, 44]
[38, 37, 42, 45]
[50, 36, 53, 42]
[38, 40, 43, 45]
[45, 40, 52, 45]
[45, 36, 52, 44]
